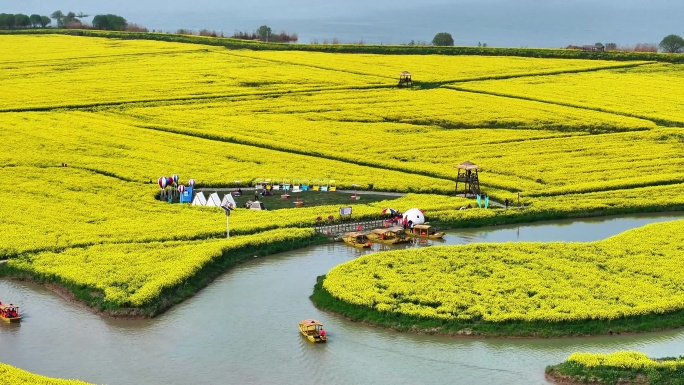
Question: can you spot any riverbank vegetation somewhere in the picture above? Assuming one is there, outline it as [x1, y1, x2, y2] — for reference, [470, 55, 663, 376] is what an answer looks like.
[316, 221, 684, 336]
[546, 351, 684, 384]
[1, 33, 684, 318]
[2, 228, 326, 316]
[0, 363, 93, 384]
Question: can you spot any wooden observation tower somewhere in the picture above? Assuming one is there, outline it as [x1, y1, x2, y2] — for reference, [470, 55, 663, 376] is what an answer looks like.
[398, 71, 412, 88]
[455, 161, 481, 197]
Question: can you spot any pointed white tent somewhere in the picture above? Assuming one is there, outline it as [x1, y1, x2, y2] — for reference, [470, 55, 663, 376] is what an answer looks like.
[221, 193, 236, 208]
[192, 192, 207, 206]
[206, 192, 221, 207]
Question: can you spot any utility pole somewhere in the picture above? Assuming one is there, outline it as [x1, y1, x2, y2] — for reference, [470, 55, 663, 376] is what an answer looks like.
[221, 204, 232, 238]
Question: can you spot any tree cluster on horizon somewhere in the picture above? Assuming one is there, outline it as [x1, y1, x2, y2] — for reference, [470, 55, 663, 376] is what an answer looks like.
[231, 25, 298, 43]
[0, 13, 51, 29]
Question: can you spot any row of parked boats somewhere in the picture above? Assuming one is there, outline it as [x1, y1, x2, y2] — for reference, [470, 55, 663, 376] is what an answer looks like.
[343, 224, 445, 248]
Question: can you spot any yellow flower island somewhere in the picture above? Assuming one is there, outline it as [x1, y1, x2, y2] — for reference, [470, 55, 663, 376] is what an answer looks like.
[315, 221, 684, 337]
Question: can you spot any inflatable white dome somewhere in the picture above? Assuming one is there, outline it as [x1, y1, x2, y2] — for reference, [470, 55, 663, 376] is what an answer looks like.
[402, 208, 425, 225]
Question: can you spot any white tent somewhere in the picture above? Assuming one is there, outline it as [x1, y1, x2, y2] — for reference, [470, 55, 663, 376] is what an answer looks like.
[221, 193, 236, 208]
[248, 201, 265, 210]
[206, 192, 221, 207]
[192, 192, 207, 206]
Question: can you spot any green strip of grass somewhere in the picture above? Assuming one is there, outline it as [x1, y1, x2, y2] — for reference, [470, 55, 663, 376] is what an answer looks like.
[191, 190, 399, 210]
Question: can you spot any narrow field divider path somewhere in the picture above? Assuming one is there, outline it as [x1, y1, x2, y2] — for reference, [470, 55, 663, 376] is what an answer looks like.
[442, 85, 683, 128]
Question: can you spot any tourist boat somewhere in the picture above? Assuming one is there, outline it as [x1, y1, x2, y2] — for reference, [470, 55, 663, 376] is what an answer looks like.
[342, 232, 372, 248]
[406, 224, 445, 239]
[367, 227, 410, 245]
[0, 303, 20, 323]
[298, 319, 327, 342]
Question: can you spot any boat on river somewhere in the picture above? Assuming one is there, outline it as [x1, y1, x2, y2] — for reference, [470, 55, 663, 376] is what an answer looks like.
[367, 227, 410, 245]
[299, 319, 327, 342]
[406, 224, 445, 239]
[0, 303, 20, 323]
[342, 232, 372, 248]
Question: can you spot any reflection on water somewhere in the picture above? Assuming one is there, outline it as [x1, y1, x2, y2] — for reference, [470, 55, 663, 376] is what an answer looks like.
[1, 213, 683, 385]
[447, 213, 684, 245]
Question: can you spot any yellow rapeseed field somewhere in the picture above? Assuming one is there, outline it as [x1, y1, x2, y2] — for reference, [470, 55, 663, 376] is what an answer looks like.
[456, 63, 684, 124]
[568, 351, 684, 370]
[0, 363, 92, 385]
[323, 220, 684, 322]
[2, 33, 684, 314]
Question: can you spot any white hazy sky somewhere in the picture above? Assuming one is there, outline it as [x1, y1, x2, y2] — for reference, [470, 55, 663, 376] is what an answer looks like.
[2, 0, 681, 47]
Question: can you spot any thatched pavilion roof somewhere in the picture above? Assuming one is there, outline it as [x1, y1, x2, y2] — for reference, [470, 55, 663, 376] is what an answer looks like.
[455, 161, 480, 170]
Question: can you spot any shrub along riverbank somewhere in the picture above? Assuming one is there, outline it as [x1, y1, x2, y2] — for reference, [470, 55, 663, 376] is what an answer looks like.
[546, 351, 684, 384]
[3, 29, 684, 63]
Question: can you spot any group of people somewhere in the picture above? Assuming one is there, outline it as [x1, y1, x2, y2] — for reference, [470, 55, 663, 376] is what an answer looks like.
[402, 217, 414, 230]
[384, 212, 417, 230]
[0, 302, 18, 318]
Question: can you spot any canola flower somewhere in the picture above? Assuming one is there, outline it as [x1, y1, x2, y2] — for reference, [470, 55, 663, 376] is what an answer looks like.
[2, 34, 684, 313]
[231, 49, 651, 83]
[0, 363, 93, 385]
[458, 63, 684, 125]
[568, 351, 684, 370]
[323, 220, 684, 323]
[8, 228, 318, 307]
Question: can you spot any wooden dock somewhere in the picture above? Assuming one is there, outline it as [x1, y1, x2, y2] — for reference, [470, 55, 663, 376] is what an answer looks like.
[314, 218, 398, 239]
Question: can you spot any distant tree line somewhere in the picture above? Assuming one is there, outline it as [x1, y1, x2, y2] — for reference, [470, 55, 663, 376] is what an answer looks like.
[576, 34, 684, 54]
[232, 25, 298, 43]
[49, 11, 88, 29]
[2, 10, 144, 32]
[0, 13, 51, 29]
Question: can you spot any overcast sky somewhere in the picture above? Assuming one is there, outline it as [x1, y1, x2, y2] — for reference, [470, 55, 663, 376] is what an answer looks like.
[3, 0, 681, 47]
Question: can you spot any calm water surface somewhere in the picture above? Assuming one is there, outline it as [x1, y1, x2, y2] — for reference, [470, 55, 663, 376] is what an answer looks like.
[1, 213, 683, 385]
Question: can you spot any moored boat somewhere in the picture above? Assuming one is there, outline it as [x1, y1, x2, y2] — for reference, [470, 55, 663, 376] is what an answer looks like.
[367, 227, 410, 245]
[0, 302, 20, 323]
[298, 319, 327, 342]
[342, 232, 372, 248]
[406, 224, 445, 239]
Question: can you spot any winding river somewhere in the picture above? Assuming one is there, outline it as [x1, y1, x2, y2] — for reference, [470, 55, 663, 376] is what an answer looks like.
[2, 213, 684, 385]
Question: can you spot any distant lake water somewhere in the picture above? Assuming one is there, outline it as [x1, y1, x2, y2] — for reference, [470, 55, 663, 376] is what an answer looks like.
[8, 0, 684, 47]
